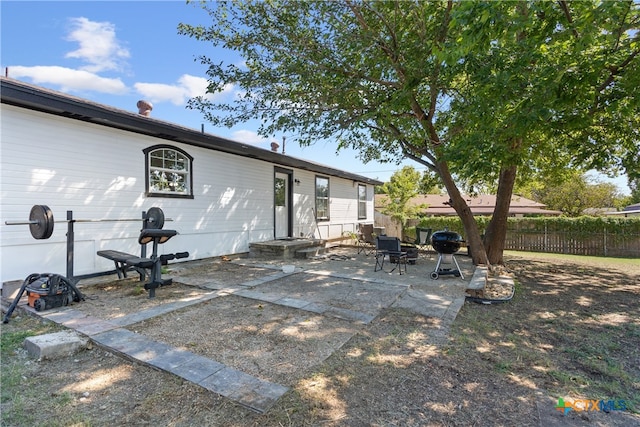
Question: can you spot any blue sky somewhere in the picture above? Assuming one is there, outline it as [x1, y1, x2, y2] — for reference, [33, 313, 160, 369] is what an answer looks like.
[0, 0, 408, 183]
[0, 1, 631, 194]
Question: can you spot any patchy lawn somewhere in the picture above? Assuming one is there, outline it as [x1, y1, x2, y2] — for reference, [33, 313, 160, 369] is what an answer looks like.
[1, 252, 638, 426]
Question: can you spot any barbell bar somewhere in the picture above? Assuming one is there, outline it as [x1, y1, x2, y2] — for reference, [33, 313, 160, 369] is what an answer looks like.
[4, 205, 169, 240]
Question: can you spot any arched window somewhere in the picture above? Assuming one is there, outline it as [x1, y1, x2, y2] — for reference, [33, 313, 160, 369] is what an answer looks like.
[143, 145, 193, 198]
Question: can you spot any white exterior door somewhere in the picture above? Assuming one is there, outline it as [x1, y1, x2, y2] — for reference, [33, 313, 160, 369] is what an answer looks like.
[274, 172, 289, 239]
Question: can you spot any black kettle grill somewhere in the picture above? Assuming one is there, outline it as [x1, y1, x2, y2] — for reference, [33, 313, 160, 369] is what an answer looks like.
[430, 229, 465, 279]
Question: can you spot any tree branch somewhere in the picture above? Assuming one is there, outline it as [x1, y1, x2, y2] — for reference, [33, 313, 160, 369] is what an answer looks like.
[596, 47, 640, 94]
[557, 1, 580, 38]
[345, 0, 407, 81]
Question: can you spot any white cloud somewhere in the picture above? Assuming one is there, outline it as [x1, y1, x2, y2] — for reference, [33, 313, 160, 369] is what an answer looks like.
[65, 17, 130, 73]
[7, 17, 237, 110]
[134, 74, 234, 106]
[178, 74, 211, 98]
[8, 66, 127, 94]
[4, 17, 129, 94]
[134, 82, 187, 105]
[231, 129, 269, 146]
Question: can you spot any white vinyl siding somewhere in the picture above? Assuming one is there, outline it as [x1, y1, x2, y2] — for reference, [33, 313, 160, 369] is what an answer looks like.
[0, 103, 377, 282]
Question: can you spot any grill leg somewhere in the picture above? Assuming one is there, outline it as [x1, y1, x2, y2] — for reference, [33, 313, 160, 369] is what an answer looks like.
[433, 254, 443, 273]
[374, 252, 385, 272]
[452, 255, 464, 279]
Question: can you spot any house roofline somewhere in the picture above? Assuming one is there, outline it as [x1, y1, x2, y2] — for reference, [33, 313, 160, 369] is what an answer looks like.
[375, 193, 562, 216]
[604, 209, 640, 216]
[0, 77, 383, 186]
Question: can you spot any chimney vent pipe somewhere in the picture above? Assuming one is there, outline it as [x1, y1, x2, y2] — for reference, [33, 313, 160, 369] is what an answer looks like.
[137, 100, 153, 116]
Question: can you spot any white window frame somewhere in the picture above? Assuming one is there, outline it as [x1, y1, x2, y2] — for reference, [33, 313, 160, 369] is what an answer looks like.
[315, 176, 330, 220]
[358, 184, 367, 220]
[144, 145, 194, 198]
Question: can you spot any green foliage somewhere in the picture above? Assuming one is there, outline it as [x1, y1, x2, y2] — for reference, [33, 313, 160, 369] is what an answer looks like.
[545, 181, 621, 216]
[441, 1, 640, 184]
[378, 167, 425, 226]
[0, 330, 34, 355]
[1, 318, 64, 422]
[418, 170, 443, 194]
[374, 184, 386, 195]
[509, 216, 640, 236]
[181, 1, 638, 179]
[129, 285, 145, 296]
[629, 178, 640, 204]
[518, 171, 627, 216]
[1, 320, 61, 356]
[180, 1, 639, 262]
[413, 216, 640, 239]
[414, 216, 492, 238]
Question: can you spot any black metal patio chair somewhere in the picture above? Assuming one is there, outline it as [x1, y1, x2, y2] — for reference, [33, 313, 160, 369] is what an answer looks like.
[374, 235, 408, 274]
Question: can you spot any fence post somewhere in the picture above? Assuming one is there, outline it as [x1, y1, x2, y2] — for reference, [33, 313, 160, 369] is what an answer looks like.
[544, 220, 548, 252]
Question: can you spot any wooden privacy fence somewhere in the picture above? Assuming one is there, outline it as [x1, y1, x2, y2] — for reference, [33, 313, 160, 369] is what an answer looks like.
[414, 216, 640, 258]
[504, 227, 640, 257]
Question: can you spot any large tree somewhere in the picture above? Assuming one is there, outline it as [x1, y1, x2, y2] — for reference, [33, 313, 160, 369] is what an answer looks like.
[438, 1, 639, 261]
[180, 0, 639, 265]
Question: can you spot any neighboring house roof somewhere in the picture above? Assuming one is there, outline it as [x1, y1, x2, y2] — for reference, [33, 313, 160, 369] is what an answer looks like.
[0, 77, 382, 186]
[605, 210, 640, 216]
[623, 203, 640, 212]
[375, 193, 562, 216]
[583, 207, 617, 216]
[604, 203, 640, 216]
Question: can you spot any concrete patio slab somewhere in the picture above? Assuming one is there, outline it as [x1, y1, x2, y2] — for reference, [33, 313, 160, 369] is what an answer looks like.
[146, 348, 197, 371]
[169, 354, 226, 384]
[5, 246, 475, 414]
[92, 328, 151, 354]
[199, 366, 289, 413]
[39, 307, 89, 324]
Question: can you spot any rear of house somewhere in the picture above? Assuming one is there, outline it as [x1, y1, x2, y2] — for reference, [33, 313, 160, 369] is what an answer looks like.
[0, 78, 381, 283]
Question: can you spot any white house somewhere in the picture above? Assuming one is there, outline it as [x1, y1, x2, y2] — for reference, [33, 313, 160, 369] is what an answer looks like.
[0, 77, 381, 283]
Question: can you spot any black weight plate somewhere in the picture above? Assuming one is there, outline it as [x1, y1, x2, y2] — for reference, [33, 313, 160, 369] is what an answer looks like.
[29, 205, 54, 239]
[146, 207, 165, 229]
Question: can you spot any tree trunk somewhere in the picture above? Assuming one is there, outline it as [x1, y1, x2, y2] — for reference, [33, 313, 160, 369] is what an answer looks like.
[484, 164, 517, 264]
[437, 161, 489, 266]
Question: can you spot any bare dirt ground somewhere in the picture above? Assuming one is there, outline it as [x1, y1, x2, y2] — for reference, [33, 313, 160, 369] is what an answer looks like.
[2, 252, 639, 426]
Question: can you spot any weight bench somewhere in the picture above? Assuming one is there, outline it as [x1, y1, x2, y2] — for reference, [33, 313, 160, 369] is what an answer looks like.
[95, 250, 155, 278]
[97, 229, 188, 298]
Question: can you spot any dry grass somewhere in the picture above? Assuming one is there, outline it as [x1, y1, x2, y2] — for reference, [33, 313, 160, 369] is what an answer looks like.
[2, 253, 639, 426]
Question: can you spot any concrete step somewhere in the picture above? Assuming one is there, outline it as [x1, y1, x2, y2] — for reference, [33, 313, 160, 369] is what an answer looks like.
[294, 246, 329, 259]
[249, 239, 327, 259]
[24, 331, 88, 360]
